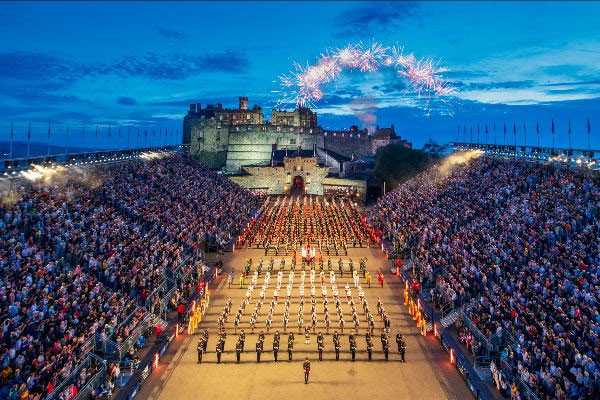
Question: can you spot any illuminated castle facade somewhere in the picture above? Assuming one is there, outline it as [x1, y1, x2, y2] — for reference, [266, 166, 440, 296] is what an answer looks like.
[182, 96, 411, 173]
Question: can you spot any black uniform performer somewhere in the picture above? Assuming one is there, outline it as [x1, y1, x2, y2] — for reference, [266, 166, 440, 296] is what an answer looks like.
[396, 333, 406, 362]
[349, 334, 357, 361]
[288, 332, 295, 361]
[197, 338, 205, 363]
[333, 331, 341, 361]
[239, 329, 246, 351]
[256, 332, 265, 362]
[381, 331, 389, 361]
[202, 330, 209, 352]
[303, 358, 311, 384]
[365, 332, 373, 361]
[216, 335, 224, 363]
[236, 336, 243, 363]
[317, 332, 324, 361]
[273, 331, 280, 362]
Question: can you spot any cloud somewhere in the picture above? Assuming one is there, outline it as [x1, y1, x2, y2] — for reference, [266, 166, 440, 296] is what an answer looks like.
[5, 88, 90, 105]
[460, 80, 536, 91]
[156, 27, 186, 40]
[117, 96, 137, 106]
[441, 70, 489, 79]
[0, 51, 91, 86]
[335, 1, 418, 36]
[103, 51, 249, 79]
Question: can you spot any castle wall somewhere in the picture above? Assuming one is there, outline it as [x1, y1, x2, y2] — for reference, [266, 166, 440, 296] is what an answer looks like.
[224, 129, 319, 172]
[323, 135, 372, 159]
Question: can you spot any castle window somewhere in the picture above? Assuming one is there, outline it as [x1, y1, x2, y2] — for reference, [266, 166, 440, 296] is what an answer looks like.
[290, 139, 296, 145]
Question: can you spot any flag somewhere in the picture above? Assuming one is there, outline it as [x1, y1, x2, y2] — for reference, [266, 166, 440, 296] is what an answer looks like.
[551, 119, 555, 134]
[536, 121, 540, 134]
[587, 118, 591, 134]
[27, 123, 31, 141]
[568, 119, 572, 134]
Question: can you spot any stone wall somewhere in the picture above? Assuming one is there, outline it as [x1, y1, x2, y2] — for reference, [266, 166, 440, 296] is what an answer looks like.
[323, 135, 372, 159]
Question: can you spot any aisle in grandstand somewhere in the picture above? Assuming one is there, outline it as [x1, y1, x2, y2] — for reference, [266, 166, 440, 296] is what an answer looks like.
[368, 156, 600, 400]
[238, 195, 376, 256]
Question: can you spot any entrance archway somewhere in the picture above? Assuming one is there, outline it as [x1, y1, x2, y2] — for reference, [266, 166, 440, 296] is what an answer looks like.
[290, 175, 304, 196]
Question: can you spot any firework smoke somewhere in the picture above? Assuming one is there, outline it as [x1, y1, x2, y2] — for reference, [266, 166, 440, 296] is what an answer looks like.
[437, 150, 483, 177]
[278, 42, 455, 108]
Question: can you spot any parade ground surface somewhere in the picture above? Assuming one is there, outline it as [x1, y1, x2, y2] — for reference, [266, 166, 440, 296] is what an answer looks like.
[138, 248, 473, 400]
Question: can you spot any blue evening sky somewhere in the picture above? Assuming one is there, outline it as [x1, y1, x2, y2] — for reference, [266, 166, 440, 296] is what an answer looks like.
[1, 1, 599, 149]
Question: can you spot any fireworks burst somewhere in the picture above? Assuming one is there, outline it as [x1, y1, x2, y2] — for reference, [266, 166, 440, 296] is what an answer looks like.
[277, 41, 455, 109]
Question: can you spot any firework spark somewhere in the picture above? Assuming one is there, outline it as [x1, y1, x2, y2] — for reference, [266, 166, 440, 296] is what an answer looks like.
[277, 41, 455, 108]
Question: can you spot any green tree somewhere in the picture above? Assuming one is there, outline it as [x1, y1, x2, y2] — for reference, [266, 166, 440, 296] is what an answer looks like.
[373, 144, 434, 191]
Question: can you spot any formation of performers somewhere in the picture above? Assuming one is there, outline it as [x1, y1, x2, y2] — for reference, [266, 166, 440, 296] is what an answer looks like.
[238, 195, 374, 250]
[196, 267, 405, 363]
[196, 329, 407, 363]
[241, 256, 369, 278]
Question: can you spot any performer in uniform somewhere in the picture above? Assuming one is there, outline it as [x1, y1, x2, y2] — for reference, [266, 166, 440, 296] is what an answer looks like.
[366, 332, 373, 361]
[349, 334, 357, 361]
[256, 332, 264, 362]
[333, 331, 341, 361]
[288, 332, 295, 361]
[317, 332, 324, 361]
[235, 336, 243, 363]
[216, 335, 224, 364]
[202, 330, 209, 352]
[303, 358, 311, 384]
[381, 330, 389, 361]
[273, 331, 280, 362]
[197, 338, 205, 364]
[396, 333, 406, 362]
[239, 329, 246, 351]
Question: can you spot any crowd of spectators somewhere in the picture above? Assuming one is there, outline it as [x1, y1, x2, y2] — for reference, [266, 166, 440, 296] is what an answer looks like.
[1, 154, 260, 399]
[369, 156, 600, 399]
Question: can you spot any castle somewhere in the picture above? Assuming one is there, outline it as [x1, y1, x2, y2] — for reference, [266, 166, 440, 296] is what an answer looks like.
[182, 97, 410, 200]
[183, 96, 410, 171]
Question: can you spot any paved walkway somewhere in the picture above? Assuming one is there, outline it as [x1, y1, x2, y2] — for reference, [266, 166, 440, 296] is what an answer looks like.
[137, 248, 472, 400]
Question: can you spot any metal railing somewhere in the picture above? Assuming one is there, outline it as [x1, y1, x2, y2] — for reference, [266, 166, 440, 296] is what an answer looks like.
[45, 353, 107, 400]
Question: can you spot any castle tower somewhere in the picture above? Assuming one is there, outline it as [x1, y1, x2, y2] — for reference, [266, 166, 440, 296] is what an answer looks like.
[239, 96, 248, 110]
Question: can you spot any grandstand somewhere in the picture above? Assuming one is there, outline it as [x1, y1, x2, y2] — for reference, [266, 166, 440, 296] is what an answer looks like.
[0, 151, 260, 399]
[369, 152, 600, 400]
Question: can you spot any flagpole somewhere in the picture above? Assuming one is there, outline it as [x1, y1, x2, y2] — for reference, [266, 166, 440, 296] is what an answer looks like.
[587, 118, 591, 150]
[568, 119, 572, 150]
[27, 123, 31, 159]
[9, 122, 14, 160]
[65, 127, 69, 157]
[47, 121, 51, 157]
